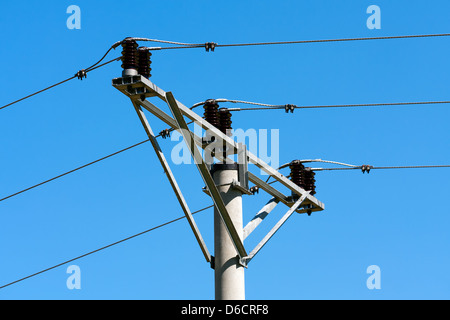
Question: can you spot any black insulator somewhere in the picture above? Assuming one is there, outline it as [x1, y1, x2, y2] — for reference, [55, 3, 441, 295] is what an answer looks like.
[121, 39, 139, 71]
[138, 48, 152, 79]
[302, 169, 316, 196]
[218, 108, 232, 135]
[289, 161, 305, 187]
[203, 100, 220, 128]
[289, 161, 316, 196]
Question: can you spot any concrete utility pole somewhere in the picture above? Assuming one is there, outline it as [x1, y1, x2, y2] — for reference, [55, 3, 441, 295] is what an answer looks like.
[212, 163, 245, 300]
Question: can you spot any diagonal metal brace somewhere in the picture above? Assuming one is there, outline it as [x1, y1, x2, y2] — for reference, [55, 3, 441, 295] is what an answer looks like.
[165, 91, 247, 259]
[131, 99, 212, 263]
[243, 197, 279, 240]
[242, 193, 309, 266]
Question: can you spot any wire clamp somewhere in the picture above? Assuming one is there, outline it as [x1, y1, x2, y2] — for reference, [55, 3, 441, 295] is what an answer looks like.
[205, 99, 217, 104]
[249, 186, 259, 195]
[75, 69, 87, 80]
[285, 104, 296, 113]
[361, 165, 373, 174]
[160, 129, 171, 139]
[205, 42, 217, 52]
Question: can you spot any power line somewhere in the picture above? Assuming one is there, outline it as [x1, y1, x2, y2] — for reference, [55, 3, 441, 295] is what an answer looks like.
[217, 33, 450, 48]
[275, 159, 360, 171]
[0, 139, 149, 203]
[146, 32, 450, 51]
[84, 48, 120, 73]
[0, 76, 76, 111]
[92, 37, 204, 70]
[191, 99, 283, 110]
[88, 37, 201, 72]
[0, 120, 199, 204]
[267, 161, 450, 183]
[87, 37, 204, 71]
[3, 128, 450, 204]
[312, 165, 450, 172]
[0, 35, 208, 112]
[2, 30, 448, 296]
[84, 56, 122, 73]
[0, 205, 214, 290]
[4, 31, 450, 112]
[223, 100, 450, 112]
[0, 57, 121, 112]
[112, 37, 203, 49]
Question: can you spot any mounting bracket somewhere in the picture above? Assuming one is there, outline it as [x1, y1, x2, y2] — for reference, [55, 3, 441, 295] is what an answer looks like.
[112, 75, 326, 265]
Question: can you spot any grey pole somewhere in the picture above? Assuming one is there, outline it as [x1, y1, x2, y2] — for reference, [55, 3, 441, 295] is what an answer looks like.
[212, 163, 245, 300]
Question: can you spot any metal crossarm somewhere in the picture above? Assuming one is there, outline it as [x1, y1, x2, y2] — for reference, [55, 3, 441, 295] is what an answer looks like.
[131, 100, 212, 262]
[247, 172, 321, 214]
[112, 75, 326, 271]
[165, 91, 247, 259]
[112, 75, 325, 214]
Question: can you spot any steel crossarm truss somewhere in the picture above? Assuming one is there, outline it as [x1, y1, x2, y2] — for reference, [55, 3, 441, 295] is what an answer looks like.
[112, 75, 325, 213]
[112, 75, 326, 263]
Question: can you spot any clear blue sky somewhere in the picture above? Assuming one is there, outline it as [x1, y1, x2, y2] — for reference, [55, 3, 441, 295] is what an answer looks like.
[1, 0, 449, 300]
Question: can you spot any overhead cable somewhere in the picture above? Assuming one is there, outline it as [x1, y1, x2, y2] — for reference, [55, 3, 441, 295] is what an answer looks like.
[0, 205, 214, 290]
[311, 165, 450, 172]
[0, 57, 121, 112]
[195, 100, 450, 112]
[146, 32, 450, 51]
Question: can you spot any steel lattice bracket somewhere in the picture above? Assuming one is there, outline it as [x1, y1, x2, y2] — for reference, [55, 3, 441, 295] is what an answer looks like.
[112, 75, 325, 213]
[112, 75, 326, 264]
